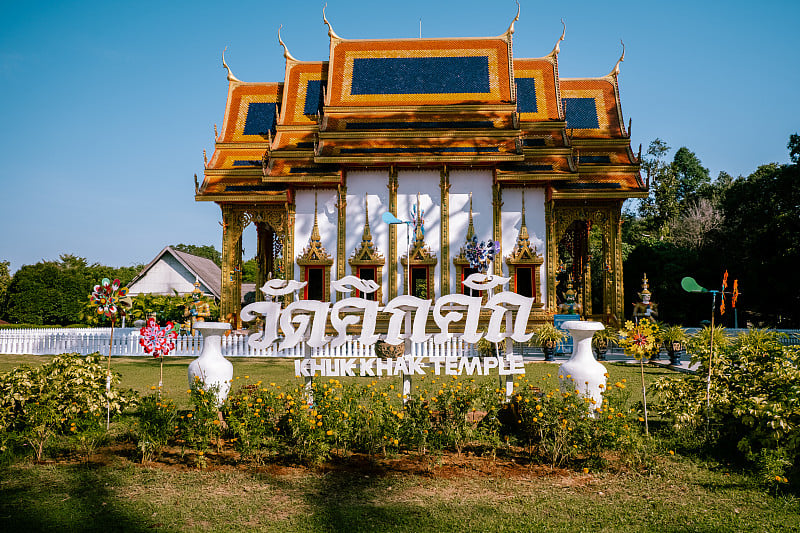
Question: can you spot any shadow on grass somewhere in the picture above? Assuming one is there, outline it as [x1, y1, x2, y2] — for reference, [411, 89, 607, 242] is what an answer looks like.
[0, 462, 168, 533]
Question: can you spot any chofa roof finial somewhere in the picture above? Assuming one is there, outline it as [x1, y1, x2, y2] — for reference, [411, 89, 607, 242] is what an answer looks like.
[278, 25, 299, 62]
[609, 39, 625, 77]
[505, 0, 521, 37]
[222, 47, 241, 83]
[549, 19, 566, 57]
[323, 4, 341, 40]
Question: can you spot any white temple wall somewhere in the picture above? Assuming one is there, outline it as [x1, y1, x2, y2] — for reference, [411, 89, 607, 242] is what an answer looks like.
[501, 187, 547, 306]
[293, 189, 338, 299]
[448, 170, 493, 294]
[345, 170, 391, 301]
[397, 170, 441, 298]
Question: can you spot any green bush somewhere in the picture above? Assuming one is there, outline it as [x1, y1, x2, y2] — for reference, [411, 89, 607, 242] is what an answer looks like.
[0, 352, 137, 460]
[652, 328, 800, 481]
[134, 393, 177, 462]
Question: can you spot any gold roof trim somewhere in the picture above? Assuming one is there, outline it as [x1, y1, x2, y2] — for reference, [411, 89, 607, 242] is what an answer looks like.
[314, 154, 524, 164]
[323, 104, 518, 114]
[317, 130, 519, 140]
[222, 47, 241, 83]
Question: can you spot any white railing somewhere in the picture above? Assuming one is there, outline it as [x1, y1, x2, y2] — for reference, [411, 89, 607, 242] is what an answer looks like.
[0, 327, 473, 358]
[3, 327, 796, 359]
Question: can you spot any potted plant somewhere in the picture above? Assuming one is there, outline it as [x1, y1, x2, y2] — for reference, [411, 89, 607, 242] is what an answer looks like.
[532, 323, 567, 362]
[660, 325, 687, 365]
[591, 327, 617, 361]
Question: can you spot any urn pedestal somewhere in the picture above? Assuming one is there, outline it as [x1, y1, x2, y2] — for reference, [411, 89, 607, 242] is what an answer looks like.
[188, 322, 233, 405]
[558, 321, 607, 412]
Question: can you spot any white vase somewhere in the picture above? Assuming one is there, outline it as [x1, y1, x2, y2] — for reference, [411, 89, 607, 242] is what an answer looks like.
[558, 320, 607, 413]
[188, 322, 233, 405]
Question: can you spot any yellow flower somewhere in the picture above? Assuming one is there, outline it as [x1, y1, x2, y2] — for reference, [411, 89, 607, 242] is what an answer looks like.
[583, 468, 589, 474]
[326, 430, 333, 436]
[669, 450, 675, 455]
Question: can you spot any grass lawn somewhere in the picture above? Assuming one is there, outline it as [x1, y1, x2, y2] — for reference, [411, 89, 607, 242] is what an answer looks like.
[1, 354, 798, 531]
[1, 453, 798, 532]
[0, 354, 676, 409]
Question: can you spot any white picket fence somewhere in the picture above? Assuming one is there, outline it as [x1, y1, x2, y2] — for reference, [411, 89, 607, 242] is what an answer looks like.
[0, 327, 474, 358]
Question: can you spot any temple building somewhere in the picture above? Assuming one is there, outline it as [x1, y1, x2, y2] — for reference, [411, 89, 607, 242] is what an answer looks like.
[195, 10, 647, 325]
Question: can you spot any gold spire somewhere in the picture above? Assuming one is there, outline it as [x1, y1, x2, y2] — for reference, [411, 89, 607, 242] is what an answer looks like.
[278, 25, 299, 62]
[298, 190, 333, 264]
[640, 273, 650, 295]
[361, 192, 373, 245]
[549, 19, 566, 57]
[609, 40, 625, 77]
[222, 47, 241, 82]
[323, 3, 341, 40]
[466, 192, 475, 241]
[413, 192, 424, 244]
[311, 191, 321, 243]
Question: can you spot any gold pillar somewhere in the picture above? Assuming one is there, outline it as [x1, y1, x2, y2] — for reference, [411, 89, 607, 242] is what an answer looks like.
[285, 197, 295, 285]
[220, 204, 245, 321]
[255, 222, 269, 302]
[336, 182, 347, 301]
[387, 169, 398, 300]
[613, 202, 624, 321]
[439, 167, 450, 296]
[545, 200, 557, 313]
[492, 182, 503, 276]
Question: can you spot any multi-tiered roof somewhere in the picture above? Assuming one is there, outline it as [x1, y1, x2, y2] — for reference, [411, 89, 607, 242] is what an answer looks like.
[198, 12, 646, 202]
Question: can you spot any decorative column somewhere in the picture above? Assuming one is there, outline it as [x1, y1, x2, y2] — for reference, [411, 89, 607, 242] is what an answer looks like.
[612, 202, 624, 321]
[285, 197, 295, 285]
[336, 182, 347, 300]
[545, 200, 557, 313]
[492, 182, 503, 276]
[439, 167, 450, 295]
[220, 204, 245, 320]
[387, 168, 399, 299]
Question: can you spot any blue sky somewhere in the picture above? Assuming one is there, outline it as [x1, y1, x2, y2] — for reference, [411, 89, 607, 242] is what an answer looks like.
[1, 0, 798, 273]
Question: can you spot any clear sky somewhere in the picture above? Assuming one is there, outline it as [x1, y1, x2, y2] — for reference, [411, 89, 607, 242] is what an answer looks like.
[1, 0, 798, 273]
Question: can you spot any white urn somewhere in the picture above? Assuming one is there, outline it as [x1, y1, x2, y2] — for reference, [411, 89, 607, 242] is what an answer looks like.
[558, 320, 607, 413]
[188, 322, 233, 405]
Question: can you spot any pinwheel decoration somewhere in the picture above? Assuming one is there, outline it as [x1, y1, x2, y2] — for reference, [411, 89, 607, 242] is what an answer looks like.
[139, 318, 178, 358]
[90, 278, 130, 319]
[465, 236, 500, 274]
[89, 277, 131, 428]
[139, 318, 178, 393]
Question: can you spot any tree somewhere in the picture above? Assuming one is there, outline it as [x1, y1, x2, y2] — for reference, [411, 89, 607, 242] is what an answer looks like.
[0, 261, 10, 310]
[670, 198, 724, 250]
[172, 244, 221, 266]
[637, 139, 679, 236]
[716, 158, 800, 326]
[0, 256, 140, 326]
[671, 147, 710, 205]
[788, 133, 800, 164]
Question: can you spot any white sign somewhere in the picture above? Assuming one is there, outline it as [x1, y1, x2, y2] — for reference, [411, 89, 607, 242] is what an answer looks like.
[241, 275, 533, 377]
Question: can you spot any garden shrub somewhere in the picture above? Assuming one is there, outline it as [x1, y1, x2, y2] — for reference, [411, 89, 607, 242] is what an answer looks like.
[179, 378, 224, 455]
[652, 328, 800, 481]
[134, 393, 177, 462]
[0, 352, 136, 460]
[504, 376, 638, 468]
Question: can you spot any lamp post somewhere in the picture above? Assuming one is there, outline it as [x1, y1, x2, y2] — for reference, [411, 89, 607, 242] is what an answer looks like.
[382, 211, 414, 403]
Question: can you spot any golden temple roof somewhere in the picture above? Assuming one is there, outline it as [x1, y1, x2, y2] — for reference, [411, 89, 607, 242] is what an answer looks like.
[198, 18, 645, 202]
